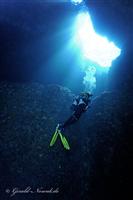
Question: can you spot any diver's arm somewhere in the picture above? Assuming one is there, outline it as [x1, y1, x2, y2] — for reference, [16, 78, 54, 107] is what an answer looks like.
[70, 96, 79, 110]
[84, 99, 92, 111]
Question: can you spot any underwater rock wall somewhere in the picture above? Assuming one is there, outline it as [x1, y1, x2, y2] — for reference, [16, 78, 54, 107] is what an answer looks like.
[81, 90, 132, 199]
[0, 82, 132, 200]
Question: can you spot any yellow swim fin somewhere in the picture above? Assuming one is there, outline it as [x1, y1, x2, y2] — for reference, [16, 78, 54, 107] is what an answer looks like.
[58, 131, 70, 150]
[49, 124, 59, 147]
[50, 124, 70, 150]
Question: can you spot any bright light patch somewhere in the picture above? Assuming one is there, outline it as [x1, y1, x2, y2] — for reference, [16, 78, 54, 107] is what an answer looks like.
[71, 0, 83, 5]
[83, 66, 96, 92]
[76, 12, 121, 68]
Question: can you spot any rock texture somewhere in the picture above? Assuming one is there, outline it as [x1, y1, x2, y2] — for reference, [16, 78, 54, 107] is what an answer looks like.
[0, 82, 132, 200]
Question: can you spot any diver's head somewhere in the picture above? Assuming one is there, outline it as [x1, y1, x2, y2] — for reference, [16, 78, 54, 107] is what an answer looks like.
[80, 92, 93, 99]
[85, 92, 93, 97]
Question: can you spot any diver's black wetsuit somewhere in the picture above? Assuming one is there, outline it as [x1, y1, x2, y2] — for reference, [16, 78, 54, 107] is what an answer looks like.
[60, 93, 92, 130]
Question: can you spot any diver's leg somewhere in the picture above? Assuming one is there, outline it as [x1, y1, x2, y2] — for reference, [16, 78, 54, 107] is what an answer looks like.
[63, 104, 86, 127]
[62, 115, 78, 129]
[59, 104, 86, 131]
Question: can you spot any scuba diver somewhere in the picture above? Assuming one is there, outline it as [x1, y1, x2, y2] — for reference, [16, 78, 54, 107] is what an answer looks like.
[59, 92, 92, 131]
[50, 92, 93, 150]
